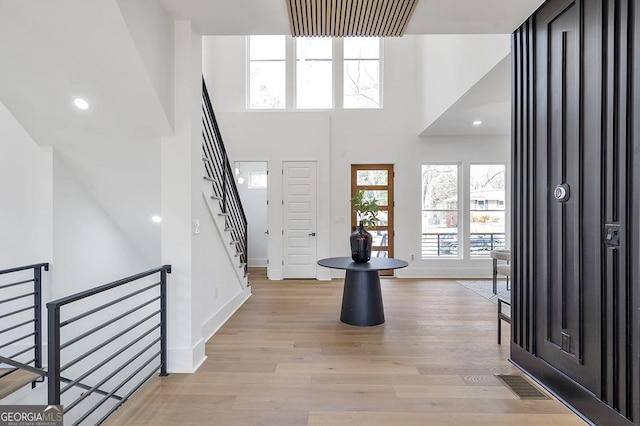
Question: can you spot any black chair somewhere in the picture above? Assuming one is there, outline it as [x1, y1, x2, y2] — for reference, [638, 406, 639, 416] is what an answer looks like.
[497, 298, 511, 344]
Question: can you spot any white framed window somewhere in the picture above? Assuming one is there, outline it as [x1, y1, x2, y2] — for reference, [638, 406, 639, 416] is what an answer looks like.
[421, 163, 507, 259]
[246, 36, 383, 110]
[248, 171, 268, 189]
[344, 37, 381, 109]
[248, 36, 286, 109]
[296, 37, 332, 109]
[421, 164, 459, 258]
[469, 164, 506, 257]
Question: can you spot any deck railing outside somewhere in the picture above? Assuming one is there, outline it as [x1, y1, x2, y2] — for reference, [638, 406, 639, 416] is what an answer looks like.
[421, 233, 506, 258]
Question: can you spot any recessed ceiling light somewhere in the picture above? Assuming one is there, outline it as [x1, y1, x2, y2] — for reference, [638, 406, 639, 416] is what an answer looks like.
[151, 216, 162, 223]
[473, 120, 482, 126]
[74, 98, 90, 110]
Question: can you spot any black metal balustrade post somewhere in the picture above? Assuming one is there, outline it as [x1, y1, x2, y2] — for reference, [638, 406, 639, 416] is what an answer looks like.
[33, 265, 46, 373]
[47, 304, 61, 405]
[222, 152, 229, 214]
[160, 265, 170, 377]
[0, 263, 49, 387]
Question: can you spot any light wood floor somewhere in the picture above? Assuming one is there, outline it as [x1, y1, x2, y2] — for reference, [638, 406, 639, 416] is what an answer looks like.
[107, 269, 585, 425]
[0, 368, 41, 399]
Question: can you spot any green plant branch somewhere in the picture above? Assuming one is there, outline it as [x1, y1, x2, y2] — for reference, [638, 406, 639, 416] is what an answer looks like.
[351, 190, 380, 228]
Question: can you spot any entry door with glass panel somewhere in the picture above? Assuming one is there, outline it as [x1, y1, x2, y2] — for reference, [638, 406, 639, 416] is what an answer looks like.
[351, 165, 394, 275]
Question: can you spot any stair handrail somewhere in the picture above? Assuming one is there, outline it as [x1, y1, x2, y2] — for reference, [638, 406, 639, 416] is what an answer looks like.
[202, 77, 249, 277]
[46, 264, 171, 425]
[0, 354, 46, 377]
[0, 262, 49, 381]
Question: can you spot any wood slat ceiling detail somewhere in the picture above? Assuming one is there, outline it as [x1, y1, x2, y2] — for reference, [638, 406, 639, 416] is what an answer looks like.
[286, 0, 420, 37]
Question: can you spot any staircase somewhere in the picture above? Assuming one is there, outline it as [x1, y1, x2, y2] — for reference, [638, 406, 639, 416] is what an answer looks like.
[201, 77, 249, 287]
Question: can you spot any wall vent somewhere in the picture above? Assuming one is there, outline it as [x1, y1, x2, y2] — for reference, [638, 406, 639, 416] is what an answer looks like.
[496, 374, 550, 400]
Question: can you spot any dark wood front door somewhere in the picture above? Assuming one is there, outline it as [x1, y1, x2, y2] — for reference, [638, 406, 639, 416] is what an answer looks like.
[514, 0, 640, 422]
[533, 0, 601, 393]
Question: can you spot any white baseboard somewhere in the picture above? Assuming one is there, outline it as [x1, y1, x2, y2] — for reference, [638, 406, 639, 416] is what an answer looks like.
[202, 286, 251, 343]
[248, 258, 267, 267]
[396, 266, 492, 279]
[167, 338, 207, 373]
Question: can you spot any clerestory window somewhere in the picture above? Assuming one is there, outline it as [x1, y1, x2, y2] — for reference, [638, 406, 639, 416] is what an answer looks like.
[248, 36, 286, 109]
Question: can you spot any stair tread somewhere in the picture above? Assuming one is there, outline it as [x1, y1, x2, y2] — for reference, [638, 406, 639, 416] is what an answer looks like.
[0, 368, 42, 399]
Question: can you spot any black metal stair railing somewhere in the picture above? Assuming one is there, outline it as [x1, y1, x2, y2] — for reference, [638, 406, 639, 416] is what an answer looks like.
[202, 77, 248, 278]
[0, 263, 49, 384]
[46, 265, 171, 425]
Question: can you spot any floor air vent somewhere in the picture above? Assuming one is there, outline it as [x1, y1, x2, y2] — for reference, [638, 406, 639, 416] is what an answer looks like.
[496, 374, 550, 400]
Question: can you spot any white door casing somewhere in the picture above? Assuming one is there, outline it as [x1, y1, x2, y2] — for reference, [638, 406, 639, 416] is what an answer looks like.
[282, 161, 317, 278]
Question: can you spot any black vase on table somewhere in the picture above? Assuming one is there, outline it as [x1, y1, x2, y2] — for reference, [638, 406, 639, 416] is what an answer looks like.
[350, 222, 372, 263]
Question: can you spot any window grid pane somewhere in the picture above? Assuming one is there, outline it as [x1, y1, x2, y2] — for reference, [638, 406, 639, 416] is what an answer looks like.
[250, 62, 285, 109]
[296, 38, 332, 109]
[422, 165, 459, 258]
[344, 37, 380, 109]
[356, 170, 388, 186]
[249, 36, 286, 109]
[344, 37, 379, 59]
[250, 35, 285, 60]
[469, 164, 506, 258]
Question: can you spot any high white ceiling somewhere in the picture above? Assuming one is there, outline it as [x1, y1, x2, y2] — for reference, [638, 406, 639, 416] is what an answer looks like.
[160, 0, 544, 36]
[423, 55, 512, 136]
[0, 0, 544, 149]
[159, 0, 542, 136]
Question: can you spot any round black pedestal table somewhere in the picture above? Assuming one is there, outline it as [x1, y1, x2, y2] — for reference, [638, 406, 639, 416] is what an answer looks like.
[317, 257, 408, 326]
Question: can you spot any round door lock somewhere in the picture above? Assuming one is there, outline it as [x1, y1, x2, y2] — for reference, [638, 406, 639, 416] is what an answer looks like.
[554, 184, 570, 202]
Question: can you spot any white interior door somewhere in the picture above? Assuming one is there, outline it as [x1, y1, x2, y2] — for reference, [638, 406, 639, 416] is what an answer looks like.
[282, 161, 317, 278]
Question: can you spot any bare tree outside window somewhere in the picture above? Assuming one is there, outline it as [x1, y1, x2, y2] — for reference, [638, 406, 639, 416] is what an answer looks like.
[249, 36, 286, 109]
[421, 164, 458, 258]
[344, 37, 380, 108]
[469, 164, 506, 257]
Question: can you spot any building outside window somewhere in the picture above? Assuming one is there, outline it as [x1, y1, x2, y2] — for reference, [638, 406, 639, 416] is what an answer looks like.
[344, 37, 380, 108]
[422, 163, 507, 258]
[248, 35, 286, 109]
[469, 164, 506, 257]
[296, 37, 332, 109]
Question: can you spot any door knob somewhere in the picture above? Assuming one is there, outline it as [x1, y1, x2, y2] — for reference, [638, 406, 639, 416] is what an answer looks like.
[308, 232, 316, 236]
[554, 183, 570, 202]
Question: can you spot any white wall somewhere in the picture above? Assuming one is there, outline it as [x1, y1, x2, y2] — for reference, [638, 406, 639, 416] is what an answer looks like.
[204, 34, 510, 278]
[418, 34, 510, 133]
[0, 100, 53, 361]
[51, 153, 153, 298]
[163, 21, 250, 372]
[116, 0, 175, 129]
[0, 101, 53, 268]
